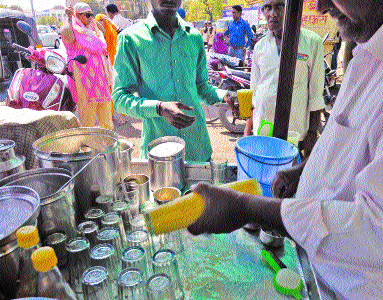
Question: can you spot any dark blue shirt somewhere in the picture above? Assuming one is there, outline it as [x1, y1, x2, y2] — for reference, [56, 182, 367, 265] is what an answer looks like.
[224, 18, 253, 48]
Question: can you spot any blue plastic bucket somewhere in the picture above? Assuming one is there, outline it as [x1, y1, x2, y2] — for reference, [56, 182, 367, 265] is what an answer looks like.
[235, 136, 300, 197]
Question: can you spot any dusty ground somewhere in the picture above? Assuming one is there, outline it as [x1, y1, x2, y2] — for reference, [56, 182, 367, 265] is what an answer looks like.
[113, 113, 242, 164]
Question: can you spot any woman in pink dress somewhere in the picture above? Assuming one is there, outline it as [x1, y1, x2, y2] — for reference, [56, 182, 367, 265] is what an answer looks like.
[61, 2, 113, 130]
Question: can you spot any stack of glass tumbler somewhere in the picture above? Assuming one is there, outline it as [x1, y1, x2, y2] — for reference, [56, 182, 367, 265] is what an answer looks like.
[65, 175, 185, 300]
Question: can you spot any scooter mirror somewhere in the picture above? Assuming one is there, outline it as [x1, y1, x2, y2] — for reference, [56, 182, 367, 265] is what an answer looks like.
[16, 21, 32, 37]
[74, 55, 87, 64]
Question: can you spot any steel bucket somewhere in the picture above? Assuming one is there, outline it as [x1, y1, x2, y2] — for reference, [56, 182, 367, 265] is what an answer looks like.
[147, 136, 186, 191]
[119, 138, 133, 179]
[0, 168, 77, 242]
[32, 127, 122, 222]
[0, 186, 40, 299]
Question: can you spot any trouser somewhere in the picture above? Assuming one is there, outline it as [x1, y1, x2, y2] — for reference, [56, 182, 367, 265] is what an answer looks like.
[73, 63, 114, 130]
[228, 46, 244, 61]
[77, 98, 114, 130]
[331, 44, 340, 70]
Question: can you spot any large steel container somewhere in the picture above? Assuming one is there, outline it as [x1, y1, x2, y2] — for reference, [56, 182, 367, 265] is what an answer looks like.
[119, 138, 133, 179]
[147, 136, 186, 191]
[32, 128, 122, 222]
[0, 140, 25, 180]
[0, 168, 77, 242]
[0, 186, 40, 299]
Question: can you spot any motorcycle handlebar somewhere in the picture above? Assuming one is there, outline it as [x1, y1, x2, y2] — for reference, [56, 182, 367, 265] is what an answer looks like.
[12, 43, 30, 54]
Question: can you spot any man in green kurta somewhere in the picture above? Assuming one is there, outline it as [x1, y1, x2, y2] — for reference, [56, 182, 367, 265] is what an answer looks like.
[112, 0, 235, 162]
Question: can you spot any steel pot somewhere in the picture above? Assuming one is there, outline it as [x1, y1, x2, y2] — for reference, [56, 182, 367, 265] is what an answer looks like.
[0, 168, 77, 242]
[119, 138, 133, 179]
[147, 136, 186, 191]
[33, 127, 122, 222]
[0, 186, 40, 299]
[0, 140, 25, 180]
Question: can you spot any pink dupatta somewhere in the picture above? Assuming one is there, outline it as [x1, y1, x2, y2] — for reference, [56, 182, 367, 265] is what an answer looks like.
[65, 3, 113, 103]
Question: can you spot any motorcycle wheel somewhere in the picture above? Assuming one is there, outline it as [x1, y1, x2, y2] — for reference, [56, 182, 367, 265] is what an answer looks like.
[54, 39, 60, 49]
[218, 104, 246, 134]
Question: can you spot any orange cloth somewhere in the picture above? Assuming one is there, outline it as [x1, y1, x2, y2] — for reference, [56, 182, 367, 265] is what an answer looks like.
[95, 14, 119, 115]
[95, 14, 118, 65]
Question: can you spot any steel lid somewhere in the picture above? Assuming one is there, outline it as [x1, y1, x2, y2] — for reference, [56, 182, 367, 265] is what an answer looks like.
[0, 168, 73, 205]
[147, 136, 185, 161]
[0, 186, 40, 247]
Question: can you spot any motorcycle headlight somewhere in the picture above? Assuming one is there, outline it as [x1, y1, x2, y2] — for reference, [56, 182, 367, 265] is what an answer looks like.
[46, 54, 65, 74]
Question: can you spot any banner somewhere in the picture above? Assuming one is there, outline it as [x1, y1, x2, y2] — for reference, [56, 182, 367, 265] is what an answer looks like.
[301, 0, 338, 39]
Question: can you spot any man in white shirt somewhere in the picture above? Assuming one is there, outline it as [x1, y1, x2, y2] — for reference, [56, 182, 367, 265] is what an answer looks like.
[244, 0, 325, 158]
[106, 4, 132, 30]
[188, 0, 383, 299]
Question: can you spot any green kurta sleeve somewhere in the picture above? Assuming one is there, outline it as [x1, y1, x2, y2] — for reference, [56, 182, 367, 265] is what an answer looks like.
[112, 33, 160, 120]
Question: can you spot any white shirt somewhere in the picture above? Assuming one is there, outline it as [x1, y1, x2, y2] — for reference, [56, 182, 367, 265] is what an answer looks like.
[281, 24, 383, 300]
[250, 28, 325, 140]
[113, 14, 132, 29]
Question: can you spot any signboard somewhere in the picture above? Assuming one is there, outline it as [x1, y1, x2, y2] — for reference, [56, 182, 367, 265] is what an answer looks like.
[222, 0, 263, 25]
[222, 0, 338, 39]
[301, 0, 338, 39]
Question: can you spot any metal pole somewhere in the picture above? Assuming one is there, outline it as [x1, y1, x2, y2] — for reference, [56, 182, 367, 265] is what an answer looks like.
[272, 0, 304, 140]
[29, 0, 37, 20]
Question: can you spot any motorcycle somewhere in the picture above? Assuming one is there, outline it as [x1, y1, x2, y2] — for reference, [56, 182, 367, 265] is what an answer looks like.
[207, 53, 251, 133]
[6, 21, 87, 112]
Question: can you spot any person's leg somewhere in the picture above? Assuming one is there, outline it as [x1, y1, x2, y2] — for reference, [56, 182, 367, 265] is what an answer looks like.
[96, 101, 114, 130]
[331, 45, 340, 70]
[73, 63, 97, 127]
[228, 46, 234, 57]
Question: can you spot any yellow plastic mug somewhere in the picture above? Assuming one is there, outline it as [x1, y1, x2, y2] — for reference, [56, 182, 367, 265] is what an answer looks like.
[237, 89, 253, 119]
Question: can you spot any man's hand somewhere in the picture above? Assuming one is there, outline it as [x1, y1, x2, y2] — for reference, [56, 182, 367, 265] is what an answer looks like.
[300, 130, 318, 158]
[188, 182, 250, 235]
[271, 163, 305, 198]
[158, 102, 196, 129]
[224, 93, 239, 118]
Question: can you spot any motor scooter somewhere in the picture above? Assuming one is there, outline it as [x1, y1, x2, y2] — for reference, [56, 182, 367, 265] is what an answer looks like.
[207, 54, 251, 133]
[6, 21, 86, 112]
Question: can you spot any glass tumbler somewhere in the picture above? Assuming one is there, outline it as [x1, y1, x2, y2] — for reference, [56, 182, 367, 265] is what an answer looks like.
[96, 195, 114, 213]
[152, 249, 184, 300]
[146, 273, 176, 300]
[126, 229, 154, 270]
[82, 266, 114, 300]
[90, 243, 121, 280]
[102, 212, 127, 247]
[210, 159, 228, 185]
[77, 221, 99, 247]
[66, 237, 91, 294]
[85, 207, 105, 228]
[118, 268, 145, 300]
[121, 246, 149, 280]
[97, 227, 123, 257]
[112, 201, 131, 231]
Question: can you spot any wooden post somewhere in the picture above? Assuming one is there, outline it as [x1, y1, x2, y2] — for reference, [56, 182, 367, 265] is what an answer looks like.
[272, 0, 304, 140]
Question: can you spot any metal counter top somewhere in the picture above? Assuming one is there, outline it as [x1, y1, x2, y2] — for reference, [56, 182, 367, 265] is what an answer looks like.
[130, 159, 322, 299]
